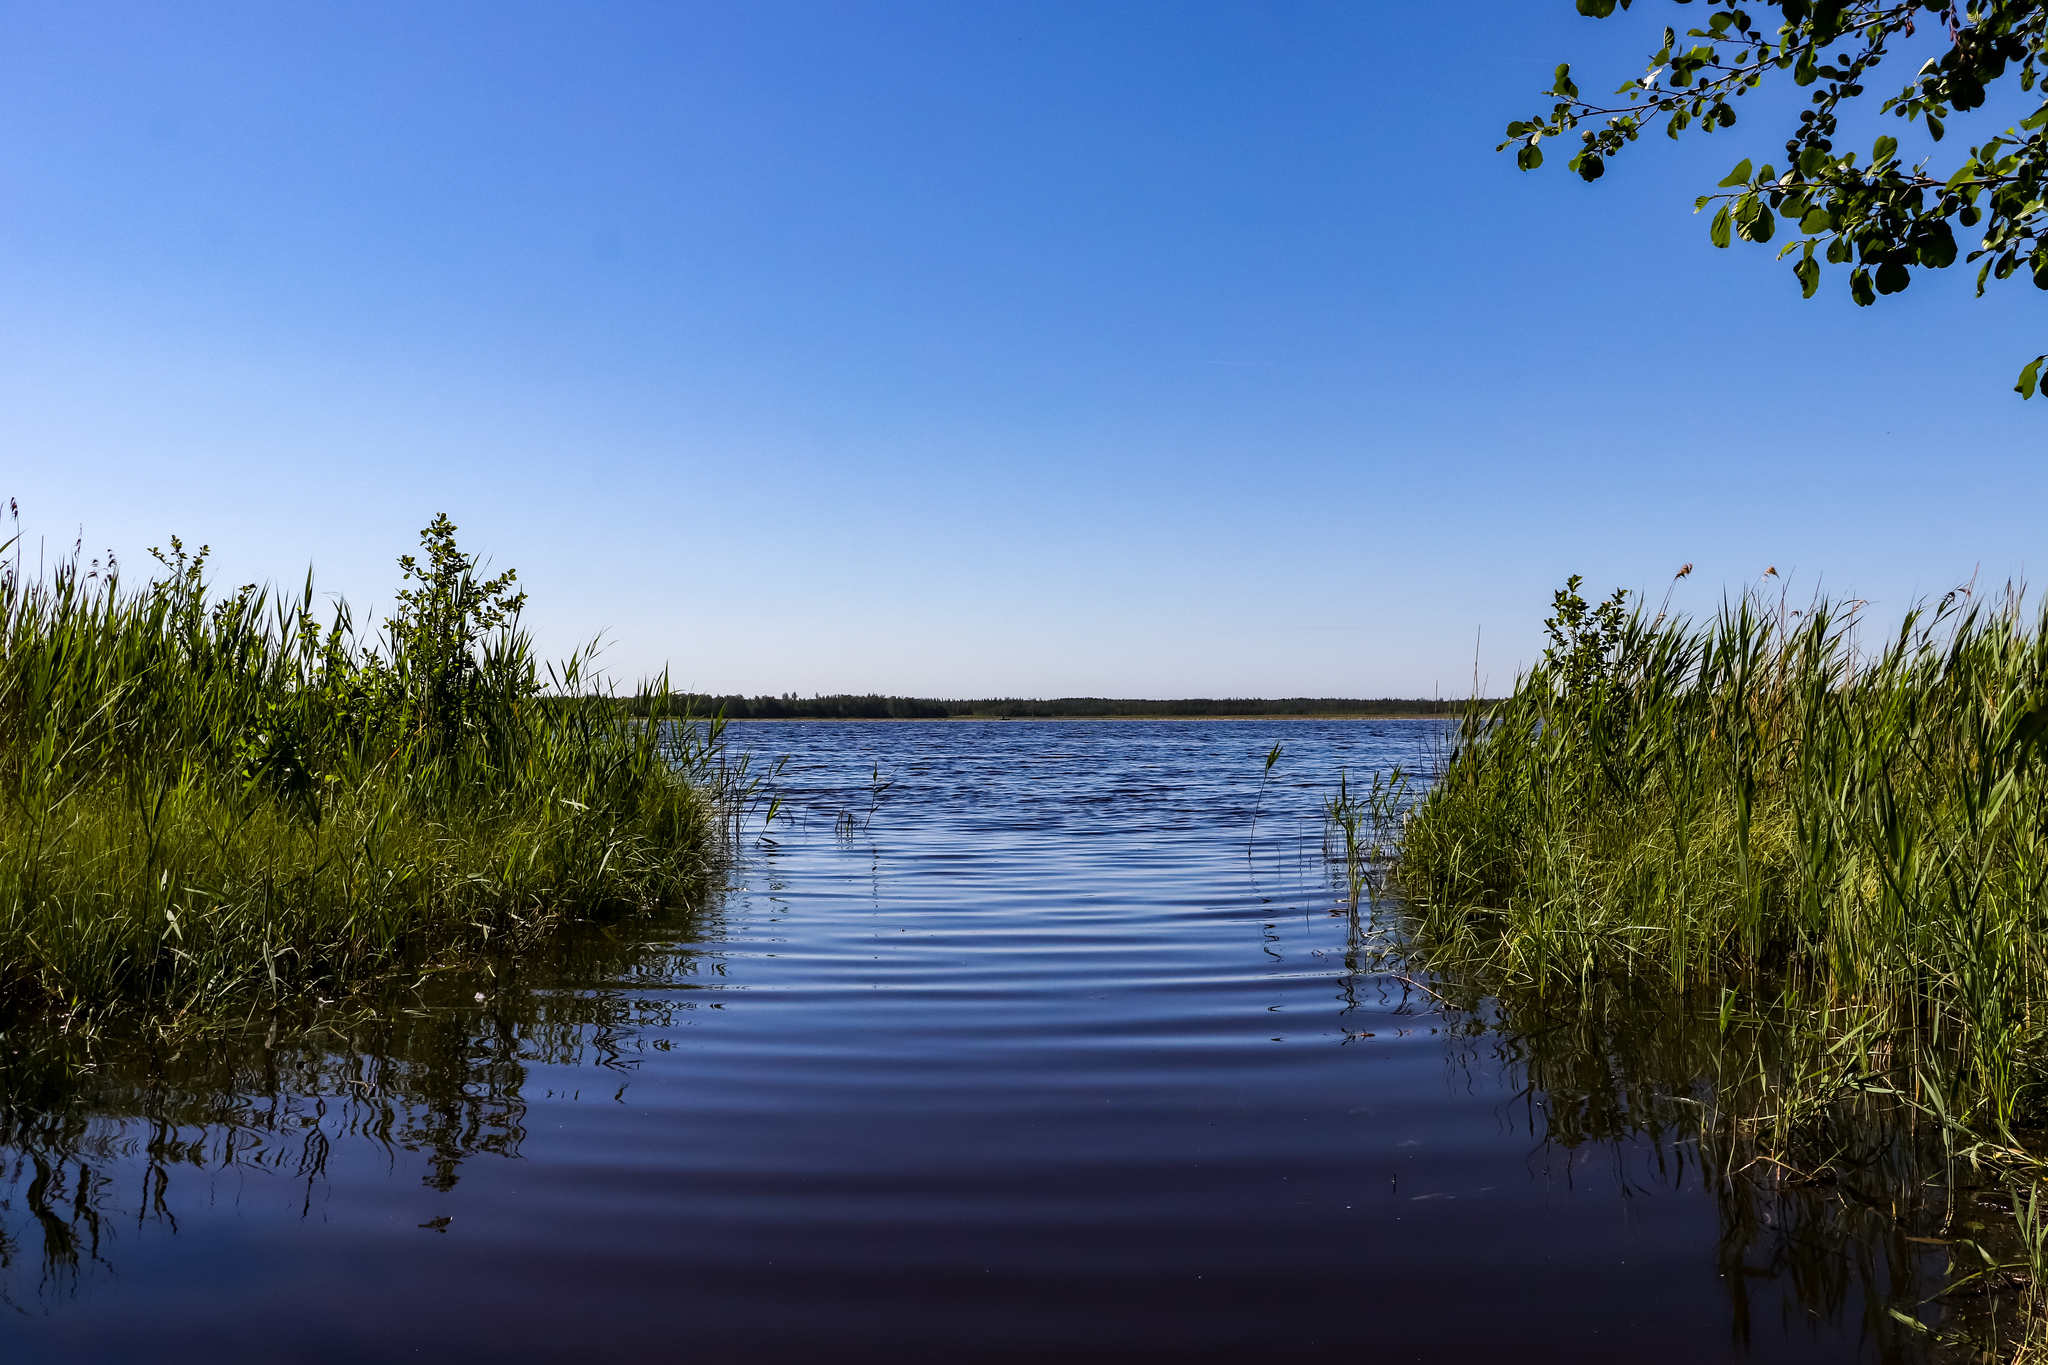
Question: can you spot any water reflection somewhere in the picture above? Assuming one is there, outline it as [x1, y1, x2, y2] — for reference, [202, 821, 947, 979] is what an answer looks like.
[7, 920, 1992, 1357]
[0, 911, 701, 1295]
[1471, 981, 2016, 1358]
[0, 720, 2005, 1360]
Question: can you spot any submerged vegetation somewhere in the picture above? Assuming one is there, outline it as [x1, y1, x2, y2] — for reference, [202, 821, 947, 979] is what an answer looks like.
[1397, 573, 2048, 1350]
[0, 512, 717, 1013]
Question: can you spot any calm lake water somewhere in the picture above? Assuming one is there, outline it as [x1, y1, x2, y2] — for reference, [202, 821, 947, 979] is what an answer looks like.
[1, 720, 1952, 1362]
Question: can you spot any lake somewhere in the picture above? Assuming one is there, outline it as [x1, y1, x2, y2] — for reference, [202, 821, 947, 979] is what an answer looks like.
[0, 720, 1950, 1361]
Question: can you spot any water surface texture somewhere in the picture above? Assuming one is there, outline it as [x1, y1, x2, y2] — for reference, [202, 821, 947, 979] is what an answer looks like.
[3, 721, 1937, 1362]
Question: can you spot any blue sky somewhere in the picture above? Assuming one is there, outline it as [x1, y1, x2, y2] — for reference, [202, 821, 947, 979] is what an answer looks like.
[2, 1, 2041, 697]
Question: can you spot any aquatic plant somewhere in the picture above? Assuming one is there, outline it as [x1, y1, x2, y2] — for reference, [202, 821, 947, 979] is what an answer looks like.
[1404, 575, 2048, 1113]
[1246, 743, 1283, 855]
[833, 763, 892, 837]
[0, 510, 720, 1011]
[1324, 766, 1408, 910]
[1397, 571, 2048, 1347]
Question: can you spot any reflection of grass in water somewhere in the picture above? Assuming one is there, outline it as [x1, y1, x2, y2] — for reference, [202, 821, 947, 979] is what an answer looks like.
[1396, 575, 2048, 1354]
[1457, 978, 1980, 1353]
[0, 511, 724, 1012]
[1294, 843, 2011, 1357]
[6, 884, 1994, 1360]
[0, 902, 710, 1295]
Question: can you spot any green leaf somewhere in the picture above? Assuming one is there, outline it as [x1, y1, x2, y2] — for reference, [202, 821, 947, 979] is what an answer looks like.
[1743, 206, 1776, 243]
[1794, 255, 1820, 297]
[1873, 135, 1899, 163]
[2016, 355, 2046, 399]
[1888, 1308, 1932, 1336]
[1918, 222, 1958, 269]
[2004, 700, 2048, 759]
[1927, 115, 1945, 142]
[1553, 64, 1578, 100]
[1875, 259, 1910, 293]
[1518, 143, 1545, 171]
[2023, 102, 2048, 131]
[1800, 207, 1833, 233]
[1850, 268, 1875, 305]
[1710, 205, 1733, 248]
[1718, 159, 1754, 187]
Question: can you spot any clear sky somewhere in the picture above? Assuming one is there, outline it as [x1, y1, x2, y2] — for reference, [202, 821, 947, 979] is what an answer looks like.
[2, 1, 2041, 698]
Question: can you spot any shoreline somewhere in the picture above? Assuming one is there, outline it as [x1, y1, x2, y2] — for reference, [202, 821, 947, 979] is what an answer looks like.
[721, 713, 1462, 722]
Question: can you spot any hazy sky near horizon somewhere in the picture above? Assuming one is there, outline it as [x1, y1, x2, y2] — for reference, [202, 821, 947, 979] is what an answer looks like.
[2, 1, 2041, 698]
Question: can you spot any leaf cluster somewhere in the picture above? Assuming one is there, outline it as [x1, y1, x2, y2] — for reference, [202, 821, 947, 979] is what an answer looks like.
[1503, 1, 2048, 394]
[1545, 574, 1639, 700]
[369, 512, 535, 755]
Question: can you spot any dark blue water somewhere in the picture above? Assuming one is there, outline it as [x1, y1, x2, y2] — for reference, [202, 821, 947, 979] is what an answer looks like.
[0, 721, 1929, 1362]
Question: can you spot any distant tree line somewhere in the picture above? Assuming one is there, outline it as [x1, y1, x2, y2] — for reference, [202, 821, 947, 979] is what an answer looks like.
[658, 693, 951, 719]
[632, 693, 1483, 719]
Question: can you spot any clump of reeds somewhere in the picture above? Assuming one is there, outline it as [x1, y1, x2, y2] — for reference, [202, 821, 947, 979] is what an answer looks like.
[1401, 574, 2048, 1131]
[1324, 766, 1408, 909]
[1396, 578, 2048, 1349]
[0, 512, 719, 1011]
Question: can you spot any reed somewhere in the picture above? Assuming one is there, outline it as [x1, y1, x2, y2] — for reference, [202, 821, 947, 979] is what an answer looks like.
[0, 513, 719, 1012]
[1324, 765, 1408, 910]
[1395, 574, 2048, 1345]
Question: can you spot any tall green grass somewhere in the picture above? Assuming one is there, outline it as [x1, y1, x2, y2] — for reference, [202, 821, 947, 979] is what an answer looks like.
[0, 513, 718, 1012]
[1395, 576, 2048, 1347]
[1401, 575, 2048, 1128]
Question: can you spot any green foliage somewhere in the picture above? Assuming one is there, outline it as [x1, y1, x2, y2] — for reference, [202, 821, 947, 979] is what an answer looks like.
[1403, 576, 2048, 1346]
[381, 512, 533, 750]
[1544, 573, 1637, 697]
[1503, 1, 2048, 396]
[0, 510, 718, 1010]
[1401, 575, 2048, 1134]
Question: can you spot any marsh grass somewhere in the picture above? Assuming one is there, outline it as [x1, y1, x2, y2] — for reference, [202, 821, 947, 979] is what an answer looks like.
[1323, 766, 1408, 910]
[1396, 574, 2048, 1350]
[0, 513, 719, 1014]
